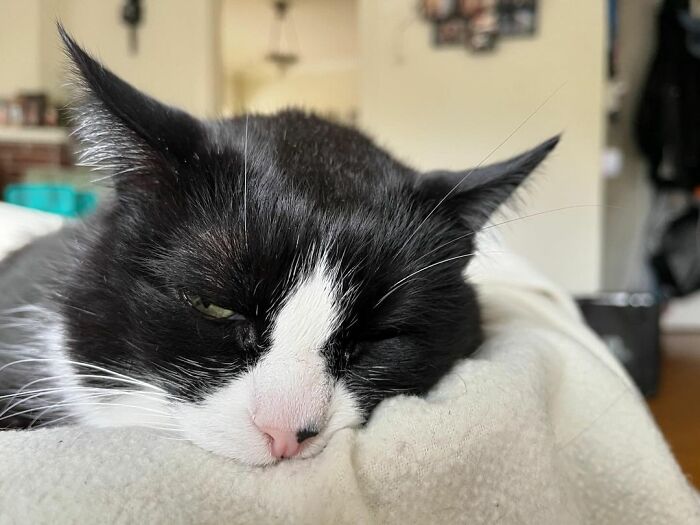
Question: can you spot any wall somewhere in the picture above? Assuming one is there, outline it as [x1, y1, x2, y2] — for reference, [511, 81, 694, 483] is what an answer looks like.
[0, 0, 43, 98]
[359, 0, 606, 294]
[1, 0, 221, 117]
[221, 0, 358, 118]
[221, 0, 358, 72]
[603, 0, 659, 292]
[236, 66, 358, 122]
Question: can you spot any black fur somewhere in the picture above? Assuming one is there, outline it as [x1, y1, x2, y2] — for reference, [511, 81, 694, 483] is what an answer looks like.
[49, 28, 558, 421]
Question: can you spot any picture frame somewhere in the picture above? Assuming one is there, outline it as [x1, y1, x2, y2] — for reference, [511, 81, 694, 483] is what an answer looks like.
[419, 0, 538, 53]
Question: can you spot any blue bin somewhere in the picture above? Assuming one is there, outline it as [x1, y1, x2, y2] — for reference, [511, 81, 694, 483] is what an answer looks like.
[3, 184, 97, 217]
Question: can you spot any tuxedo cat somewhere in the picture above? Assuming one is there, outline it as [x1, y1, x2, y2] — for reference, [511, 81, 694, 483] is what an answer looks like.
[0, 27, 557, 465]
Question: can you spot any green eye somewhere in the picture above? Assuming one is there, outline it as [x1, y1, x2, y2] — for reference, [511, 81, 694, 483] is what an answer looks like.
[183, 292, 239, 320]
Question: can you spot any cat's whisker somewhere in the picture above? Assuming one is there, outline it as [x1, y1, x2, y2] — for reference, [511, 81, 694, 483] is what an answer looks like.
[4, 373, 165, 403]
[28, 412, 74, 429]
[136, 425, 184, 433]
[0, 400, 177, 424]
[394, 83, 566, 261]
[0, 384, 172, 405]
[345, 369, 392, 382]
[0, 358, 166, 393]
[244, 113, 249, 243]
[374, 252, 481, 308]
[0, 305, 45, 315]
[0, 387, 63, 401]
[60, 303, 99, 317]
[0, 322, 35, 330]
[24, 401, 179, 431]
[413, 204, 611, 264]
[0, 385, 120, 402]
[0, 367, 184, 424]
[0, 387, 175, 421]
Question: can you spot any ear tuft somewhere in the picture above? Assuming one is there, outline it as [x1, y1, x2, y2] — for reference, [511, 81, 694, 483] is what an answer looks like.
[58, 24, 202, 195]
[416, 135, 560, 230]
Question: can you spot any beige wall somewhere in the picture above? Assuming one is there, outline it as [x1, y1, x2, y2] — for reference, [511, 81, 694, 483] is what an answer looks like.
[221, 0, 358, 72]
[235, 66, 358, 122]
[221, 0, 359, 118]
[603, 0, 658, 291]
[359, 0, 606, 294]
[1, 0, 221, 117]
[0, 0, 43, 98]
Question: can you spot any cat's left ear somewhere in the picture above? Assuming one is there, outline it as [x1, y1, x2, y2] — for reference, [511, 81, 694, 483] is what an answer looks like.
[59, 25, 203, 195]
[415, 136, 560, 230]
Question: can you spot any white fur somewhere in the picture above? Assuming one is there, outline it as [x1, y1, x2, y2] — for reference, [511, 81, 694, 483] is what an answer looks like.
[172, 259, 363, 464]
[174, 373, 361, 465]
[252, 259, 340, 430]
[2, 307, 173, 430]
[0, 306, 79, 425]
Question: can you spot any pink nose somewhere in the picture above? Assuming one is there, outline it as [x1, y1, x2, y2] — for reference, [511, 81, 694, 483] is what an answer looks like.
[258, 426, 318, 459]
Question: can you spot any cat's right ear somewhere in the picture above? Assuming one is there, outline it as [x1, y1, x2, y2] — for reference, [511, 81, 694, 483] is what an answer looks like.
[414, 136, 559, 232]
[59, 24, 203, 196]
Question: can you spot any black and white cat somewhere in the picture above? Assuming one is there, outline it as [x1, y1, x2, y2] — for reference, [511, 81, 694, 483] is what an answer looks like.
[0, 28, 557, 465]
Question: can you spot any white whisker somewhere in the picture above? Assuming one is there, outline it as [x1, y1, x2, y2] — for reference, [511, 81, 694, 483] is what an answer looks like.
[0, 401, 176, 424]
[244, 113, 249, 243]
[0, 358, 166, 393]
[374, 252, 484, 308]
[397, 82, 566, 258]
[1, 389, 174, 421]
[414, 204, 609, 264]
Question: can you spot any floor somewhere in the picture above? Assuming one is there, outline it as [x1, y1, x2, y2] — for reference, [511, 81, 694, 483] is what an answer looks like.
[647, 333, 700, 490]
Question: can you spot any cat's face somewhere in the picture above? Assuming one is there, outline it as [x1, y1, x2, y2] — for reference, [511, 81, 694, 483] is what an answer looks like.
[58, 28, 557, 464]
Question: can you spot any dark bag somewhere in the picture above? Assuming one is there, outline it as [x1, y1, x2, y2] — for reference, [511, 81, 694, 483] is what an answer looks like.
[636, 0, 700, 190]
[577, 293, 660, 397]
[651, 202, 700, 296]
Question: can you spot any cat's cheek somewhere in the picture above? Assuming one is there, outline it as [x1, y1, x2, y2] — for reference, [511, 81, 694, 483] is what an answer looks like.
[171, 373, 276, 465]
[295, 380, 364, 459]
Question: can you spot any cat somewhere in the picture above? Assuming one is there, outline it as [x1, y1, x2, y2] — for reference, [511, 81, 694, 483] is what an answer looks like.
[0, 26, 558, 465]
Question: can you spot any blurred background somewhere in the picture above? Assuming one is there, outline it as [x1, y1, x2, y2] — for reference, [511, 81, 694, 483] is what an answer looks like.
[0, 0, 697, 486]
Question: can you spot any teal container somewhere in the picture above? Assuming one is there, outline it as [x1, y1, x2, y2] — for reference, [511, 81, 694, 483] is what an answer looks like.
[3, 184, 98, 217]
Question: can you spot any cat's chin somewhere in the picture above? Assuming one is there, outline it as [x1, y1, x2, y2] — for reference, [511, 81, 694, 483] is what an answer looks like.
[175, 418, 359, 466]
[181, 426, 331, 466]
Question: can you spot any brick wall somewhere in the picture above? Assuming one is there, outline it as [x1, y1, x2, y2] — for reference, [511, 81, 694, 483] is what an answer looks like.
[0, 141, 73, 194]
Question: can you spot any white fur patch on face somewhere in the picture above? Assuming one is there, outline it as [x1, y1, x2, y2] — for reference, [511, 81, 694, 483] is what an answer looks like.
[0, 306, 173, 430]
[39, 309, 174, 430]
[171, 258, 364, 464]
[270, 260, 341, 363]
[251, 259, 341, 430]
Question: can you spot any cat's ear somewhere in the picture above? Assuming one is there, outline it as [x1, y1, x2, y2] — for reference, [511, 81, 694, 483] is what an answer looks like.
[415, 136, 559, 231]
[59, 25, 203, 195]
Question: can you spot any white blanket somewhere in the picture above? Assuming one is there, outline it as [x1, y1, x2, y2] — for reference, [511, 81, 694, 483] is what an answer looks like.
[0, 204, 698, 524]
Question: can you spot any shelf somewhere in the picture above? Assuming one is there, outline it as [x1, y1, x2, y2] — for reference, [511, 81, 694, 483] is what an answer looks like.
[0, 126, 69, 145]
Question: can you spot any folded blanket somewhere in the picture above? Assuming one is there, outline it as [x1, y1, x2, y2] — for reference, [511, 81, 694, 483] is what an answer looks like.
[0, 206, 698, 524]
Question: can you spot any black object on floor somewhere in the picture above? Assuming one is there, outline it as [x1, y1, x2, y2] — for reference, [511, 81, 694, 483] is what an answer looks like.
[652, 203, 700, 298]
[576, 293, 661, 397]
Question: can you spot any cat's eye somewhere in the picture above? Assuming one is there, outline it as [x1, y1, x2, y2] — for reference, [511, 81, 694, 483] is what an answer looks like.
[183, 292, 242, 321]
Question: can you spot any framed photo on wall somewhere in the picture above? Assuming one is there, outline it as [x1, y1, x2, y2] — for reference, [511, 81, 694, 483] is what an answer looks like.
[419, 0, 538, 53]
[420, 0, 458, 21]
[498, 0, 538, 36]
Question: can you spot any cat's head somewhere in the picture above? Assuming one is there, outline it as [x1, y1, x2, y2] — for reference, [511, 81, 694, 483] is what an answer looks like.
[58, 27, 557, 464]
